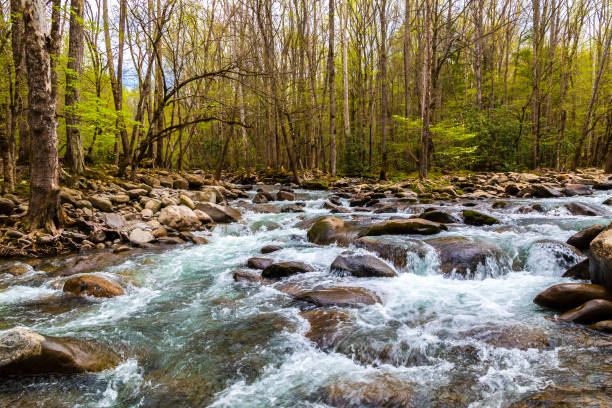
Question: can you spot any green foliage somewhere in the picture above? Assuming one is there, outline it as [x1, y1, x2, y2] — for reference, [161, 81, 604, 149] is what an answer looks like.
[340, 133, 367, 176]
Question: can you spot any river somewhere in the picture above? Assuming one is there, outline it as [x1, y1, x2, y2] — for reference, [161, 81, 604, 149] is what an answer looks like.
[1, 187, 611, 407]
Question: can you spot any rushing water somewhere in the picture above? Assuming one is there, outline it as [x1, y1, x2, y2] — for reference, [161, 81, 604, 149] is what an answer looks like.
[1, 188, 611, 407]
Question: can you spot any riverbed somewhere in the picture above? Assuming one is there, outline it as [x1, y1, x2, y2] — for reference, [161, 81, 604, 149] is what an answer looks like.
[1, 188, 611, 407]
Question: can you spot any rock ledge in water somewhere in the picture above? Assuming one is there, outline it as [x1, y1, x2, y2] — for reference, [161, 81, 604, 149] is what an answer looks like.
[0, 328, 120, 377]
[533, 283, 612, 310]
[261, 262, 314, 280]
[330, 253, 397, 278]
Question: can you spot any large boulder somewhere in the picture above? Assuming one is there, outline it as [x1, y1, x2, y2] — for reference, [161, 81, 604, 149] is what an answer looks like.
[231, 270, 262, 284]
[261, 262, 314, 280]
[158, 205, 201, 231]
[353, 237, 417, 269]
[563, 184, 592, 196]
[295, 286, 381, 307]
[558, 298, 612, 324]
[562, 259, 590, 280]
[63, 274, 124, 298]
[426, 237, 507, 278]
[362, 218, 446, 236]
[566, 224, 606, 251]
[590, 228, 612, 290]
[461, 210, 499, 226]
[520, 184, 560, 198]
[276, 190, 295, 201]
[0, 328, 120, 377]
[195, 202, 241, 223]
[533, 283, 612, 310]
[184, 173, 205, 189]
[325, 374, 415, 408]
[307, 216, 351, 245]
[330, 253, 397, 278]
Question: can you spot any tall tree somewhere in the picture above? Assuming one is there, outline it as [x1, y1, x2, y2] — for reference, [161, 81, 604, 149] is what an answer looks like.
[419, 0, 433, 179]
[379, 0, 388, 179]
[64, 0, 86, 175]
[327, 0, 337, 176]
[11, 0, 29, 165]
[23, 0, 61, 232]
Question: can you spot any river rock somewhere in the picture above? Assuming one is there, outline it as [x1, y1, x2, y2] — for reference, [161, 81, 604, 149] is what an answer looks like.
[562, 259, 590, 280]
[558, 298, 612, 324]
[589, 228, 612, 290]
[158, 205, 200, 231]
[173, 177, 189, 190]
[127, 188, 148, 199]
[565, 202, 602, 216]
[61, 253, 124, 276]
[261, 245, 282, 254]
[362, 218, 446, 236]
[326, 374, 414, 408]
[521, 184, 560, 198]
[261, 262, 314, 280]
[252, 193, 269, 204]
[129, 228, 155, 245]
[193, 209, 214, 224]
[426, 237, 505, 278]
[461, 210, 499, 226]
[0, 197, 15, 214]
[247, 257, 274, 270]
[294, 286, 381, 307]
[110, 194, 130, 204]
[533, 283, 612, 310]
[589, 320, 612, 332]
[419, 210, 460, 224]
[352, 237, 416, 269]
[195, 202, 241, 223]
[88, 196, 113, 212]
[179, 194, 196, 210]
[307, 216, 352, 245]
[184, 173, 205, 189]
[300, 309, 353, 349]
[276, 190, 295, 201]
[63, 274, 124, 298]
[0, 327, 120, 377]
[562, 184, 592, 196]
[604, 197, 612, 205]
[330, 253, 397, 278]
[527, 240, 585, 273]
[145, 199, 162, 213]
[508, 386, 612, 407]
[566, 224, 606, 251]
[231, 270, 262, 284]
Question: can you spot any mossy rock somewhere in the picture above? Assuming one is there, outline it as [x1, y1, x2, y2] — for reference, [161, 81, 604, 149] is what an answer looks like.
[492, 201, 508, 209]
[462, 210, 499, 226]
[302, 181, 329, 190]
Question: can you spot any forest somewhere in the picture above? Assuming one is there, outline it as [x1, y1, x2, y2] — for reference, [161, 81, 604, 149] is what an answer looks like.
[1, 0, 611, 195]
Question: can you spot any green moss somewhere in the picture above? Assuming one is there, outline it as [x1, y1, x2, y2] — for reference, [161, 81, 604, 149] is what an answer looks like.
[462, 210, 499, 226]
[302, 181, 329, 190]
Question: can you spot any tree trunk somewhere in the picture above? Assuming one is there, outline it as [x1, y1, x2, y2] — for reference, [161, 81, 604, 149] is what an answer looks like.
[403, 0, 411, 120]
[419, 0, 432, 179]
[572, 28, 612, 170]
[328, 0, 337, 176]
[379, 0, 388, 180]
[341, 0, 350, 141]
[64, 0, 85, 175]
[11, 0, 30, 165]
[23, 0, 62, 233]
[531, 0, 541, 169]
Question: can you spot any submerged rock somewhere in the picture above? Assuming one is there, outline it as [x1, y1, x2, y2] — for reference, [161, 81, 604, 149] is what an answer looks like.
[260, 245, 282, 254]
[566, 224, 606, 251]
[426, 237, 506, 278]
[261, 262, 314, 280]
[589, 320, 612, 333]
[325, 374, 415, 408]
[0, 327, 120, 377]
[527, 240, 585, 273]
[63, 274, 124, 298]
[60, 253, 124, 276]
[294, 286, 381, 307]
[508, 386, 612, 407]
[362, 218, 446, 236]
[300, 309, 353, 349]
[330, 253, 397, 278]
[461, 210, 499, 226]
[558, 299, 612, 324]
[533, 283, 612, 310]
[589, 228, 612, 290]
[352, 237, 416, 269]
